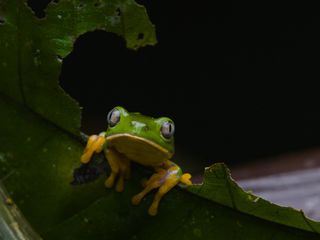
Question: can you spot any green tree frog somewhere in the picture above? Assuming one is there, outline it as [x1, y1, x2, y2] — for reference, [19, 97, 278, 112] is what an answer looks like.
[80, 106, 192, 216]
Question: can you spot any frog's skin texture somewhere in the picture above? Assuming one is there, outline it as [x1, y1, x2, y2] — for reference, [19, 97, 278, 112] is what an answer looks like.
[80, 106, 192, 216]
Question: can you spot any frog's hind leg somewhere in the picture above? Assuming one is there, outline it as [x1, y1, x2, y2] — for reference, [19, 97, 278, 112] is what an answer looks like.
[115, 157, 130, 192]
[104, 148, 130, 192]
[131, 170, 166, 205]
[104, 149, 119, 189]
[132, 162, 192, 216]
[148, 167, 181, 216]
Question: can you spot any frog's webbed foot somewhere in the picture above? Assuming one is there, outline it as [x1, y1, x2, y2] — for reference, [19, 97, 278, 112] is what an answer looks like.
[132, 165, 192, 216]
[104, 148, 130, 192]
[81, 133, 106, 164]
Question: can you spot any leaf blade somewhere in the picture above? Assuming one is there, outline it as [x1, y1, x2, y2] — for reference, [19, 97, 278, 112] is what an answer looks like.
[1, 1, 320, 240]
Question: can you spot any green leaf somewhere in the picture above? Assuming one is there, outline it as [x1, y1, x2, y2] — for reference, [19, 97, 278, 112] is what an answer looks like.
[1, 1, 320, 240]
[189, 164, 320, 234]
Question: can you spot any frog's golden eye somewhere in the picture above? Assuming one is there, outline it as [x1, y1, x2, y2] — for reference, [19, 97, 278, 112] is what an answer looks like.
[107, 108, 121, 127]
[161, 121, 175, 139]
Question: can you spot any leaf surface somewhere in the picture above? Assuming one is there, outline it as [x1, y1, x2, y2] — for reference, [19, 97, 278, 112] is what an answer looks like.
[0, 1, 320, 240]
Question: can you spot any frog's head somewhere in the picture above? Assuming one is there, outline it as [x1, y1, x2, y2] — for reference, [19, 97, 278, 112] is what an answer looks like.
[105, 106, 175, 165]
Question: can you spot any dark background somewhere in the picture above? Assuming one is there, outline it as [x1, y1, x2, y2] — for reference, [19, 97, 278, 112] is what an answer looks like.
[28, 0, 320, 173]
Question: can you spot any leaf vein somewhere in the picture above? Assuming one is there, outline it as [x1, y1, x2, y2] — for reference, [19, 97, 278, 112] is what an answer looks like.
[301, 210, 319, 234]
[17, 1, 26, 105]
[223, 166, 238, 210]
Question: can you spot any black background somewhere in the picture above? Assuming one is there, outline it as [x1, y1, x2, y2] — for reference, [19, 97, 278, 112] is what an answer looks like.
[28, 0, 320, 172]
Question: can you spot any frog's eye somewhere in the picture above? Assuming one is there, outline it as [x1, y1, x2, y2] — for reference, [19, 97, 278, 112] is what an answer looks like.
[107, 108, 121, 127]
[161, 121, 175, 139]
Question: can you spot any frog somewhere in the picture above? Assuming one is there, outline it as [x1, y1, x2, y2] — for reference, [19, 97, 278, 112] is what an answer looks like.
[80, 106, 192, 216]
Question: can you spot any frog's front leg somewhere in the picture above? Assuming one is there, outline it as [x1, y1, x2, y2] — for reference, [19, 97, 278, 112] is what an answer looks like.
[104, 148, 130, 192]
[132, 161, 192, 216]
[80, 133, 106, 164]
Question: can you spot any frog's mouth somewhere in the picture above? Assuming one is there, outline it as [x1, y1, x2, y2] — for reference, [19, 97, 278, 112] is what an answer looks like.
[106, 133, 172, 164]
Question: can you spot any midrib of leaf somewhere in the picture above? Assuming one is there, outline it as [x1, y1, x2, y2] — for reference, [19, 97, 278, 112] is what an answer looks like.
[16, 2, 26, 105]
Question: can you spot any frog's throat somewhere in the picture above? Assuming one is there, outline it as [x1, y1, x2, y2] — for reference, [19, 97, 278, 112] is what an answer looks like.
[106, 133, 173, 158]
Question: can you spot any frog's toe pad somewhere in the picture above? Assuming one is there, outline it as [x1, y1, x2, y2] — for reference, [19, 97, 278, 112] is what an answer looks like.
[140, 178, 150, 188]
[80, 152, 92, 164]
[148, 205, 158, 216]
[115, 181, 124, 192]
[180, 173, 192, 185]
[131, 195, 142, 205]
[104, 178, 114, 188]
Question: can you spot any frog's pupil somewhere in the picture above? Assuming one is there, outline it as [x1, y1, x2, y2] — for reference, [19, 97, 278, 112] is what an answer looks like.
[161, 122, 174, 139]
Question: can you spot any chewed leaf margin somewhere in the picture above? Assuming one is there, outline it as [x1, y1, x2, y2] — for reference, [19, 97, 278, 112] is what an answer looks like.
[188, 163, 320, 234]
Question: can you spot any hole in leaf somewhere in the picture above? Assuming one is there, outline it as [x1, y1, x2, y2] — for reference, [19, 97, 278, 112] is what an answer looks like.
[137, 33, 144, 40]
[94, 2, 101, 7]
[116, 8, 121, 16]
[27, 0, 52, 18]
[0, 17, 5, 25]
[60, 30, 139, 133]
[57, 55, 63, 63]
